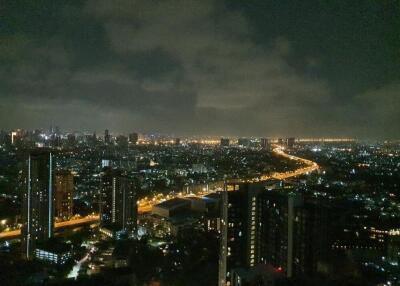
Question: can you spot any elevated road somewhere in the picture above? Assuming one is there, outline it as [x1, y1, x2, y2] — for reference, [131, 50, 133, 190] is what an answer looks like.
[254, 146, 319, 181]
[0, 215, 99, 240]
[137, 145, 319, 212]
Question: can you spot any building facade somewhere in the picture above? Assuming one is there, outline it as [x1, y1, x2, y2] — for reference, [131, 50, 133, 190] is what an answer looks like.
[219, 182, 328, 285]
[219, 183, 264, 286]
[100, 168, 138, 236]
[55, 170, 74, 221]
[22, 150, 54, 259]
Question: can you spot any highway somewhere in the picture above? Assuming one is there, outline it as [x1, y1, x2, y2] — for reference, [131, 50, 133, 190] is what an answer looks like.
[137, 145, 319, 212]
[0, 215, 99, 240]
[0, 146, 319, 239]
[249, 146, 319, 181]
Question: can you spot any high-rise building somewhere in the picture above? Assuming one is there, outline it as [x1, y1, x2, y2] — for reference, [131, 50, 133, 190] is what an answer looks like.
[116, 135, 128, 148]
[55, 170, 74, 221]
[286, 137, 295, 149]
[86, 132, 97, 146]
[293, 199, 329, 276]
[219, 183, 329, 285]
[100, 168, 138, 236]
[92, 132, 97, 144]
[257, 191, 302, 277]
[0, 130, 11, 146]
[21, 150, 54, 259]
[67, 134, 76, 147]
[129, 132, 139, 145]
[238, 138, 250, 147]
[219, 183, 264, 285]
[104, 129, 111, 144]
[11, 129, 23, 145]
[259, 191, 329, 277]
[260, 138, 269, 149]
[50, 134, 61, 148]
[220, 138, 230, 147]
[175, 138, 181, 146]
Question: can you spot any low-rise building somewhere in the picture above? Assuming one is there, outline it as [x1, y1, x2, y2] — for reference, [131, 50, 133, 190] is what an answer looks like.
[34, 239, 72, 265]
[152, 198, 191, 218]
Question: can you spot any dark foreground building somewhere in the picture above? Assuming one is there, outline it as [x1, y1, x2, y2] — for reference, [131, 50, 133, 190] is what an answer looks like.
[219, 182, 328, 285]
[100, 168, 138, 238]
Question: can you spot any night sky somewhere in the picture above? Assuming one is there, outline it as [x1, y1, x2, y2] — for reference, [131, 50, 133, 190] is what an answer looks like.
[1, 0, 399, 138]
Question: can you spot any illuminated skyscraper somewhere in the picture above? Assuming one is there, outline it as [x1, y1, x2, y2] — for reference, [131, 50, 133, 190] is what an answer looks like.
[22, 150, 54, 259]
[100, 168, 138, 236]
[219, 182, 264, 285]
[55, 170, 74, 221]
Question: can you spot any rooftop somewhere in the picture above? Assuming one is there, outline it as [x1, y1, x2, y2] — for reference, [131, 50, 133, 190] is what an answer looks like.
[36, 238, 71, 254]
[154, 198, 190, 210]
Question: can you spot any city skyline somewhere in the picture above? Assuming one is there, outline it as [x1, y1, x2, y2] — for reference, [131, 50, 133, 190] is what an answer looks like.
[0, 122, 399, 285]
[1, 1, 399, 138]
[0, 1, 399, 285]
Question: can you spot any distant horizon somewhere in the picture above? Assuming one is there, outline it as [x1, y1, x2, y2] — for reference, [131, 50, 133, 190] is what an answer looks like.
[4, 127, 400, 142]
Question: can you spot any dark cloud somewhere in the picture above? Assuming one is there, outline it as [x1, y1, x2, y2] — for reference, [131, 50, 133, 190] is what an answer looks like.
[0, 0, 399, 138]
